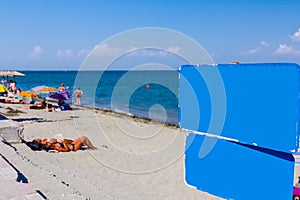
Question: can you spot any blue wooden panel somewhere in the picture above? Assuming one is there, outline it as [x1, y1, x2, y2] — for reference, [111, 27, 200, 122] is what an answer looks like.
[185, 134, 295, 200]
[180, 63, 300, 199]
[179, 63, 300, 152]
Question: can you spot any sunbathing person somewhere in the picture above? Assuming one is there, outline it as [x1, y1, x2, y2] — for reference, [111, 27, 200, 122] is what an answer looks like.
[32, 136, 97, 152]
[19, 99, 35, 104]
[29, 101, 47, 110]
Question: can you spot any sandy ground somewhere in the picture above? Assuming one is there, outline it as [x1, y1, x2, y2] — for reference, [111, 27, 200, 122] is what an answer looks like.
[0, 102, 222, 200]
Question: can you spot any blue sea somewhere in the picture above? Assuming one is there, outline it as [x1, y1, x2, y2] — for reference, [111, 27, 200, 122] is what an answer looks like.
[12, 70, 179, 125]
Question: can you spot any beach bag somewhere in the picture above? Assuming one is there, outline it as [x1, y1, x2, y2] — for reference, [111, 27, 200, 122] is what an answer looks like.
[60, 103, 71, 110]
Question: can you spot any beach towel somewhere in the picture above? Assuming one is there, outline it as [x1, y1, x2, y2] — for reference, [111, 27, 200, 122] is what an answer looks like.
[25, 141, 46, 151]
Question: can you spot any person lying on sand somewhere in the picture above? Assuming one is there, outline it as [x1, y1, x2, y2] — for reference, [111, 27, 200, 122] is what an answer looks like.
[29, 100, 47, 110]
[32, 136, 97, 152]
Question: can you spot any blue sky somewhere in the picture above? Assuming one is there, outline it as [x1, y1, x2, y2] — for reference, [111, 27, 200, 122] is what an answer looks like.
[0, 0, 300, 70]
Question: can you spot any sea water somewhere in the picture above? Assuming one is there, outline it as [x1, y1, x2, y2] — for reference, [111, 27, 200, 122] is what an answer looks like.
[12, 70, 178, 125]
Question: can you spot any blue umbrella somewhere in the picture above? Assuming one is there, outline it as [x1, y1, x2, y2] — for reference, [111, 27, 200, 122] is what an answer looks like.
[48, 90, 72, 101]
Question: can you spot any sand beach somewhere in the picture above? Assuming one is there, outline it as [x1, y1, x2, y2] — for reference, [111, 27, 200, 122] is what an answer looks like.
[0, 102, 222, 200]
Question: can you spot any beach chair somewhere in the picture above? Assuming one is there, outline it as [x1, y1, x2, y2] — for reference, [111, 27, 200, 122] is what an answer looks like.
[0, 114, 24, 143]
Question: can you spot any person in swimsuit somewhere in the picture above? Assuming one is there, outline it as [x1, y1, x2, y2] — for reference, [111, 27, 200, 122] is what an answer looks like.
[74, 87, 83, 105]
[58, 83, 66, 91]
[33, 136, 97, 152]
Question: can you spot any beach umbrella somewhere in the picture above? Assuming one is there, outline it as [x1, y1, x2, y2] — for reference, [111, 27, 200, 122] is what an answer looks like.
[48, 90, 72, 101]
[32, 86, 58, 100]
[7, 71, 25, 81]
[37, 87, 58, 99]
[18, 91, 39, 101]
[10, 71, 25, 77]
[0, 71, 25, 85]
[31, 85, 47, 92]
[0, 71, 11, 76]
[0, 84, 8, 93]
[32, 85, 57, 93]
[36, 87, 57, 94]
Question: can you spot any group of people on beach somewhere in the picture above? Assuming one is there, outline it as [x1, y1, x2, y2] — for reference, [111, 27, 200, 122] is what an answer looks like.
[0, 78, 20, 96]
[1, 79, 17, 91]
[54, 83, 83, 105]
[0, 81, 84, 106]
[55, 84, 83, 107]
[1, 81, 96, 152]
[26, 87, 98, 152]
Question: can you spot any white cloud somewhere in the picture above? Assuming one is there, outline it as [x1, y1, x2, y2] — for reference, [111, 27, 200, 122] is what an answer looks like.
[93, 43, 121, 56]
[127, 48, 160, 57]
[237, 41, 269, 55]
[28, 46, 43, 59]
[260, 41, 269, 47]
[237, 47, 261, 55]
[141, 49, 160, 57]
[77, 49, 90, 57]
[274, 44, 300, 55]
[290, 28, 300, 41]
[57, 49, 73, 57]
[159, 46, 181, 56]
[167, 46, 181, 53]
[127, 46, 181, 57]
